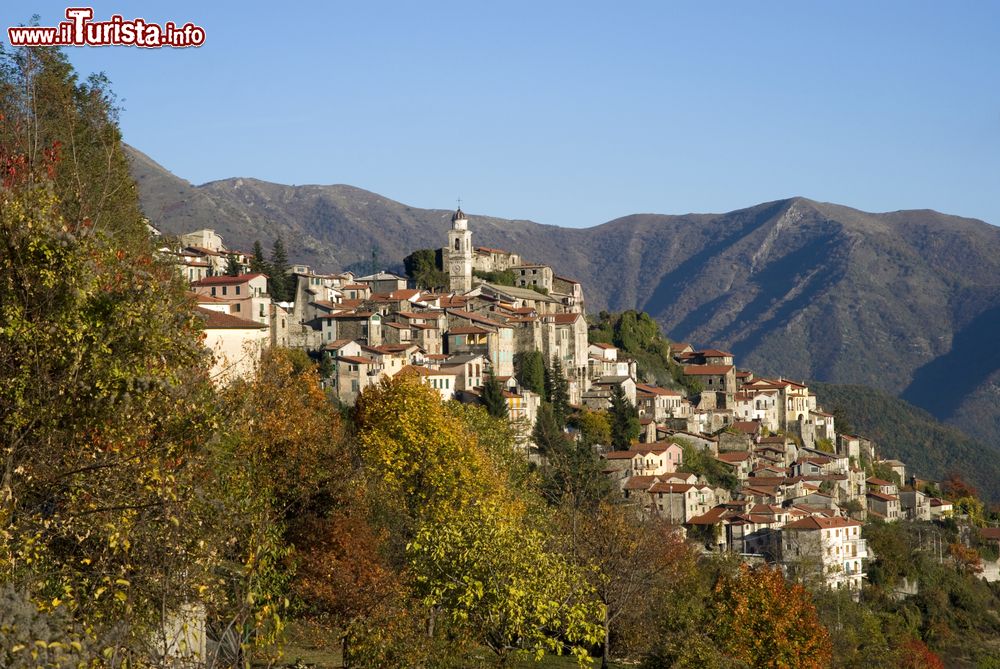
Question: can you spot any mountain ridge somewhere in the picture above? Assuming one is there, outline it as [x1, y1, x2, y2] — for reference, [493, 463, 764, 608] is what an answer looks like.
[126, 144, 1000, 458]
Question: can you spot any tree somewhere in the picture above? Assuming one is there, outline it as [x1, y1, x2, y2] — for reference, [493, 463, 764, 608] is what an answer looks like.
[573, 409, 612, 449]
[407, 499, 603, 666]
[403, 248, 447, 290]
[677, 439, 738, 491]
[544, 358, 570, 427]
[706, 565, 832, 669]
[533, 403, 567, 457]
[569, 504, 694, 668]
[353, 375, 494, 530]
[269, 236, 291, 301]
[481, 370, 509, 419]
[250, 239, 268, 274]
[225, 253, 241, 276]
[609, 384, 640, 450]
[514, 350, 546, 400]
[290, 505, 401, 664]
[895, 638, 945, 669]
[0, 115, 225, 660]
[0, 43, 148, 245]
[216, 348, 349, 655]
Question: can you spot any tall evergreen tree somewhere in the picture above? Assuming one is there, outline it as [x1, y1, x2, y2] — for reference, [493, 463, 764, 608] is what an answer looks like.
[481, 371, 509, 420]
[544, 358, 570, 428]
[225, 254, 241, 276]
[250, 240, 268, 274]
[609, 384, 641, 450]
[514, 351, 546, 400]
[269, 236, 290, 301]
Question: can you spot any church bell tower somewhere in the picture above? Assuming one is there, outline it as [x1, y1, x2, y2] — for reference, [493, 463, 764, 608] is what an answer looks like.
[447, 206, 473, 293]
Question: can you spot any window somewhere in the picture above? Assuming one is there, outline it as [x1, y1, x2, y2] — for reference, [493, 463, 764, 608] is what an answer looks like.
[234, 304, 241, 312]
[259, 304, 265, 318]
[222, 286, 228, 296]
[454, 238, 460, 250]
[235, 286, 241, 295]
[351, 380, 359, 392]
[211, 287, 217, 296]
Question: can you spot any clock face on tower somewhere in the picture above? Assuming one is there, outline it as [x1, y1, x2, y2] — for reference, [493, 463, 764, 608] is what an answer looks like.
[451, 263, 463, 274]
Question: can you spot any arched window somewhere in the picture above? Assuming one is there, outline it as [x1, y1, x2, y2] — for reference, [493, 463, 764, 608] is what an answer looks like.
[454, 238, 460, 251]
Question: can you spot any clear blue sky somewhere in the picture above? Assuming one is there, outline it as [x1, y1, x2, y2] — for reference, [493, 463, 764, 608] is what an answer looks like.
[6, 1, 1000, 227]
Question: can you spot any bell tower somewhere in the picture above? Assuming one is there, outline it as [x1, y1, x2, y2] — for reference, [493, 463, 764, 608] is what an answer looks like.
[447, 206, 473, 293]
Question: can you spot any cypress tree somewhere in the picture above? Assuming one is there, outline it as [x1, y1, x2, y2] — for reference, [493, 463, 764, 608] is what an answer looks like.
[610, 384, 641, 450]
[482, 371, 509, 420]
[544, 358, 570, 428]
[269, 236, 290, 301]
[250, 240, 268, 274]
[514, 351, 546, 400]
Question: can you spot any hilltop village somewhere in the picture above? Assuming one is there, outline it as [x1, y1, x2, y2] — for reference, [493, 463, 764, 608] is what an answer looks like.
[163, 206, 964, 591]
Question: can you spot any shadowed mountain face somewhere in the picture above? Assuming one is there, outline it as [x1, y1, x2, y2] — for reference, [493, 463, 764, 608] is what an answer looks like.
[127, 145, 1000, 455]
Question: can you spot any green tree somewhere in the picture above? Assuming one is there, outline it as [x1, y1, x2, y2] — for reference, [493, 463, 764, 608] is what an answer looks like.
[250, 239, 268, 274]
[0, 147, 224, 661]
[677, 439, 738, 491]
[569, 505, 694, 668]
[573, 409, 612, 449]
[408, 499, 603, 666]
[481, 370, 509, 420]
[473, 268, 517, 286]
[514, 350, 546, 399]
[403, 248, 447, 290]
[544, 358, 570, 428]
[225, 253, 241, 276]
[269, 235, 290, 301]
[609, 384, 640, 450]
[0, 43, 147, 245]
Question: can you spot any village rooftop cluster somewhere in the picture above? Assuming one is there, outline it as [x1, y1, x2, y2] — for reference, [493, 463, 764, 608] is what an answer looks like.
[159, 207, 961, 591]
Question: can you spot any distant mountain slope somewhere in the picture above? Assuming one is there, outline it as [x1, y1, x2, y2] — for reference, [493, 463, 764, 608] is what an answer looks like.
[126, 145, 1000, 458]
[813, 382, 1000, 502]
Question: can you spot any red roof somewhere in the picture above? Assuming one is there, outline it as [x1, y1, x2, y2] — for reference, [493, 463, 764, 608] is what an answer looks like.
[866, 477, 894, 486]
[698, 349, 734, 357]
[450, 325, 491, 335]
[191, 273, 267, 286]
[337, 355, 376, 365]
[784, 516, 861, 530]
[195, 306, 267, 330]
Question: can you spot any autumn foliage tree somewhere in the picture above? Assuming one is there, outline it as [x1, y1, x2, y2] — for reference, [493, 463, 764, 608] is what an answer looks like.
[706, 565, 832, 669]
[0, 42, 230, 663]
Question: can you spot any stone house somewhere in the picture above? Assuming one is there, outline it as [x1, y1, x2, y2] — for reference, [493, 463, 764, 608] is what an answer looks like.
[550, 275, 585, 313]
[320, 311, 383, 346]
[781, 516, 867, 590]
[682, 364, 736, 405]
[866, 491, 902, 522]
[473, 246, 521, 273]
[899, 489, 931, 521]
[333, 354, 381, 405]
[355, 271, 408, 294]
[512, 264, 553, 292]
[636, 384, 685, 421]
[191, 273, 270, 324]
